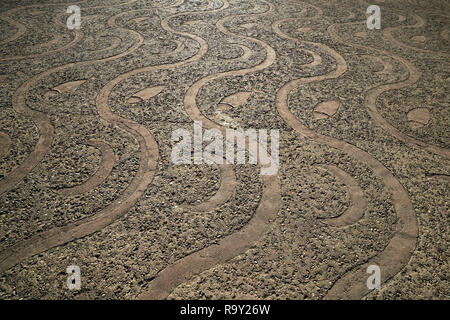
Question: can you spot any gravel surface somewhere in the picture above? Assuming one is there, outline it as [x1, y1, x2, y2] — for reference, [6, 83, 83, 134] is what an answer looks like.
[0, 0, 448, 299]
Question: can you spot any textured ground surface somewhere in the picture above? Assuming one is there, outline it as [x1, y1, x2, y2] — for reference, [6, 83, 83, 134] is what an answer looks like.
[0, 0, 448, 300]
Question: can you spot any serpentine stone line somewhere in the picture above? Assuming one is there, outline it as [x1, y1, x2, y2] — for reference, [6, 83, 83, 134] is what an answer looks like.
[0, 132, 12, 158]
[0, 0, 169, 62]
[30, 33, 63, 50]
[156, 39, 185, 56]
[270, 5, 323, 67]
[273, 17, 417, 299]
[271, 21, 322, 67]
[179, 163, 236, 212]
[383, 14, 450, 59]
[226, 44, 252, 61]
[138, 175, 280, 300]
[0, 10, 85, 62]
[0, 21, 144, 274]
[358, 0, 450, 61]
[0, 0, 88, 46]
[183, 3, 276, 129]
[328, 21, 450, 159]
[56, 140, 116, 196]
[317, 165, 367, 227]
[138, 1, 282, 300]
[0, 0, 141, 49]
[0, 11, 145, 196]
[0, 31, 84, 62]
[0, 0, 226, 275]
[0, 15, 27, 46]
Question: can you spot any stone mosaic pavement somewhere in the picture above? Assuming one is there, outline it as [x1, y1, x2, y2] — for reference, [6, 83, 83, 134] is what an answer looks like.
[0, 0, 448, 299]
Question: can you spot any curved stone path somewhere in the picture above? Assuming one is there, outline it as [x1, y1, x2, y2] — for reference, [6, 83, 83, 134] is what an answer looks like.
[0, 0, 448, 300]
[55, 140, 116, 196]
[274, 14, 418, 299]
[317, 165, 367, 227]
